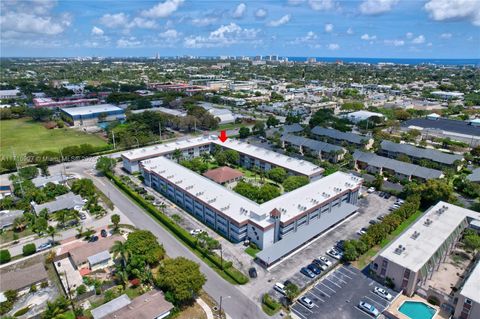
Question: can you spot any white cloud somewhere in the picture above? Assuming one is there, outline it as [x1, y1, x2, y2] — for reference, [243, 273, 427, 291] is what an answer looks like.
[117, 37, 142, 48]
[255, 8, 267, 19]
[91, 26, 104, 36]
[412, 35, 425, 44]
[159, 29, 179, 38]
[406, 32, 413, 39]
[327, 43, 340, 50]
[427, 42, 433, 46]
[99, 13, 129, 28]
[360, 33, 376, 40]
[288, 0, 305, 5]
[347, 27, 354, 35]
[324, 23, 334, 32]
[309, 0, 336, 11]
[184, 23, 259, 48]
[141, 0, 184, 18]
[384, 39, 405, 46]
[440, 32, 452, 39]
[128, 17, 157, 29]
[191, 17, 217, 27]
[359, 0, 399, 15]
[291, 31, 318, 44]
[233, 3, 247, 18]
[0, 11, 71, 36]
[268, 14, 291, 27]
[425, 0, 480, 26]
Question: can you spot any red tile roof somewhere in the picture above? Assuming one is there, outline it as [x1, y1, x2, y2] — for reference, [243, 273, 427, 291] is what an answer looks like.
[202, 166, 244, 184]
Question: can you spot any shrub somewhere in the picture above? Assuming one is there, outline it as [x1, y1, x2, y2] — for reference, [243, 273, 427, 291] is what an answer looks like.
[76, 284, 87, 295]
[22, 243, 36, 256]
[428, 296, 440, 306]
[130, 278, 141, 287]
[40, 281, 49, 288]
[30, 284, 37, 293]
[0, 249, 11, 264]
[13, 305, 31, 317]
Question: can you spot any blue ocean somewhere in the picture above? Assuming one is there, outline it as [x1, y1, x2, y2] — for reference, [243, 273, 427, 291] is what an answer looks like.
[286, 57, 479, 66]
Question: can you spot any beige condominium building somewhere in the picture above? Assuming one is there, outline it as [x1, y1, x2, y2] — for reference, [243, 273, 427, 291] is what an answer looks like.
[371, 202, 479, 298]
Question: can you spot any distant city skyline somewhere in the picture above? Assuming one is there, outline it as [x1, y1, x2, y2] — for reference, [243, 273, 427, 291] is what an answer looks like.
[1, 0, 479, 58]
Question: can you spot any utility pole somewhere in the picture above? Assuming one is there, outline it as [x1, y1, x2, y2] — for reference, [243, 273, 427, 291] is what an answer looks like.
[158, 122, 162, 141]
[11, 148, 25, 198]
[112, 131, 116, 149]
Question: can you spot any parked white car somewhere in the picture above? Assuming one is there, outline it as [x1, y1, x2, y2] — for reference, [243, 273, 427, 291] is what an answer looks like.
[317, 256, 332, 267]
[299, 296, 314, 309]
[189, 229, 204, 236]
[374, 287, 393, 301]
[358, 301, 380, 317]
[326, 248, 343, 260]
[367, 187, 376, 193]
[274, 282, 286, 295]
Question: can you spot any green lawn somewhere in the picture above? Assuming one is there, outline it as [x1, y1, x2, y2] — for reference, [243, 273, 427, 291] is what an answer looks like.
[245, 246, 261, 258]
[0, 118, 107, 158]
[355, 210, 424, 269]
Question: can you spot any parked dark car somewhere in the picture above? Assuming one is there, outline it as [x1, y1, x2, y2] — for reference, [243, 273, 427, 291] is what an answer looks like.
[369, 219, 378, 225]
[300, 267, 316, 278]
[336, 240, 345, 251]
[284, 280, 293, 287]
[89, 235, 99, 242]
[307, 263, 322, 275]
[384, 193, 392, 199]
[248, 267, 257, 278]
[100, 229, 108, 238]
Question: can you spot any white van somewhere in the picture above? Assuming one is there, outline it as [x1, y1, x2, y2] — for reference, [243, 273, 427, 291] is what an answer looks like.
[274, 282, 286, 295]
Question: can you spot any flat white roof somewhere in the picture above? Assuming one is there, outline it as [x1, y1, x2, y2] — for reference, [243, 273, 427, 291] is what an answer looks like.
[141, 157, 361, 226]
[460, 261, 480, 303]
[123, 136, 324, 177]
[62, 104, 123, 116]
[379, 202, 480, 272]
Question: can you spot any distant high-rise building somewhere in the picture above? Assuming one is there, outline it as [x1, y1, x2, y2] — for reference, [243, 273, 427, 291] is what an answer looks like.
[307, 57, 317, 63]
[155, 52, 160, 59]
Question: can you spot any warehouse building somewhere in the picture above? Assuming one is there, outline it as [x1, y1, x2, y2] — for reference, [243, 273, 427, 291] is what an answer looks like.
[122, 136, 324, 179]
[371, 202, 480, 299]
[401, 117, 480, 147]
[353, 150, 444, 181]
[61, 104, 125, 126]
[379, 140, 463, 169]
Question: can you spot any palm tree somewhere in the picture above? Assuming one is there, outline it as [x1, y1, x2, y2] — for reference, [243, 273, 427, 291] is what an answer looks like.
[46, 226, 58, 244]
[201, 152, 211, 163]
[172, 149, 182, 162]
[116, 269, 129, 289]
[111, 240, 129, 268]
[75, 226, 84, 238]
[55, 210, 67, 228]
[12, 216, 26, 232]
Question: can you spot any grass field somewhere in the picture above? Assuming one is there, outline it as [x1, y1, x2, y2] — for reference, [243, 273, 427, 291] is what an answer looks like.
[0, 118, 107, 158]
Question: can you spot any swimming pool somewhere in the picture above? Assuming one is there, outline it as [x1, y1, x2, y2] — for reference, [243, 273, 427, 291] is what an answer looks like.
[398, 301, 436, 319]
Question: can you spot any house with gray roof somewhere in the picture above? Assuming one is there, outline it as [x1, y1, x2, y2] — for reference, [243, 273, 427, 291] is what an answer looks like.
[353, 150, 444, 182]
[0, 210, 24, 229]
[88, 250, 112, 271]
[91, 290, 173, 319]
[32, 192, 84, 214]
[266, 123, 304, 138]
[31, 173, 67, 188]
[379, 140, 463, 169]
[0, 263, 48, 295]
[281, 134, 346, 163]
[311, 126, 374, 150]
[467, 168, 480, 183]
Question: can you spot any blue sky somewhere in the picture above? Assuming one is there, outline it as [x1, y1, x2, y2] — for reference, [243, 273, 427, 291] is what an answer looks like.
[1, 0, 479, 58]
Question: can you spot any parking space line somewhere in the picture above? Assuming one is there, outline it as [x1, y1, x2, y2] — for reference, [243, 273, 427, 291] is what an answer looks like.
[368, 292, 389, 308]
[331, 273, 348, 284]
[336, 268, 354, 279]
[364, 296, 386, 309]
[340, 266, 358, 276]
[308, 291, 325, 303]
[313, 286, 331, 298]
[320, 282, 336, 293]
[291, 307, 308, 319]
[325, 277, 342, 288]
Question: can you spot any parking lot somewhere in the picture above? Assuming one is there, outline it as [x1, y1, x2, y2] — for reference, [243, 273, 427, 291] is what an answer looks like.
[291, 265, 398, 319]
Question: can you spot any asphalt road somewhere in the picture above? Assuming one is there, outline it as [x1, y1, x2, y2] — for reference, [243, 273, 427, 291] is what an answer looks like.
[55, 163, 267, 319]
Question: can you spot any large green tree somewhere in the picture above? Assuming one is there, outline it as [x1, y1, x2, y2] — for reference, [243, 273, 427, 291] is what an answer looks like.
[125, 230, 165, 265]
[155, 257, 206, 304]
[95, 156, 116, 174]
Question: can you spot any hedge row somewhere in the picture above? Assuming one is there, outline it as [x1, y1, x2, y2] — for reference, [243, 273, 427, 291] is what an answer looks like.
[106, 172, 249, 285]
[343, 195, 421, 261]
